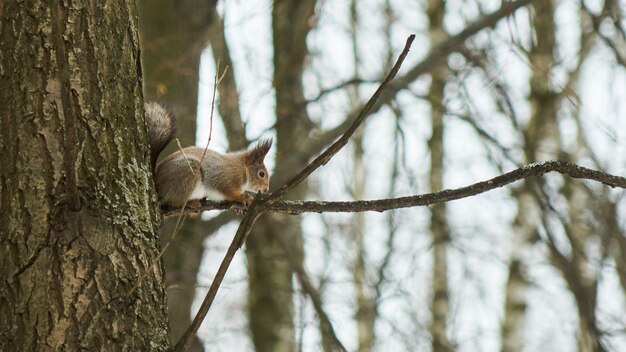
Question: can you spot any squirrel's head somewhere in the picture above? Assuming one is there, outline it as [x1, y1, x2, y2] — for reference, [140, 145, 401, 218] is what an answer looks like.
[244, 138, 273, 194]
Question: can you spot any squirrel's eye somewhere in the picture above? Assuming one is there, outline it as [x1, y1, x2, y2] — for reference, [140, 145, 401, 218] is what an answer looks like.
[258, 170, 266, 178]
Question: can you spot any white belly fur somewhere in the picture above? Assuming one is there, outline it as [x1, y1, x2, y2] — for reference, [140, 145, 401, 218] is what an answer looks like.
[189, 182, 225, 201]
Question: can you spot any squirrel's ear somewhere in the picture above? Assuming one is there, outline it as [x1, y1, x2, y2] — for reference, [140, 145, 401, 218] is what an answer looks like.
[248, 137, 273, 163]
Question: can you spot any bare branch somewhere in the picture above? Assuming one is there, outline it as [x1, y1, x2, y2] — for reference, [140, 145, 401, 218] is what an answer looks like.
[303, 78, 378, 105]
[164, 161, 626, 217]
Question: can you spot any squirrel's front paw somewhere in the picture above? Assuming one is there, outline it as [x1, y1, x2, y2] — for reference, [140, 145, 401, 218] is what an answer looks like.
[234, 194, 253, 215]
[187, 199, 202, 209]
[240, 192, 255, 207]
[243, 194, 255, 207]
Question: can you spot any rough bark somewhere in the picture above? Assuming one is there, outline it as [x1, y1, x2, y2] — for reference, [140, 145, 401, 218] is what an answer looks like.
[137, 1, 208, 349]
[0, 1, 170, 350]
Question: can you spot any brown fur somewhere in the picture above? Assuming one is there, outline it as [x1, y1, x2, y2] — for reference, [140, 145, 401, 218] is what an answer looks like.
[146, 100, 273, 207]
[154, 139, 272, 207]
[245, 138, 273, 164]
[145, 101, 176, 171]
[154, 149, 202, 208]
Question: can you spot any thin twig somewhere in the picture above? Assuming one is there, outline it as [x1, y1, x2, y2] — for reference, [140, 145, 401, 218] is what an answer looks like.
[201, 59, 229, 162]
[176, 139, 197, 176]
[304, 77, 378, 105]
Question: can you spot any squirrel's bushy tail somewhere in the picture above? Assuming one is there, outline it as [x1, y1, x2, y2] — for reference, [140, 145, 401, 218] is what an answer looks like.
[145, 101, 176, 172]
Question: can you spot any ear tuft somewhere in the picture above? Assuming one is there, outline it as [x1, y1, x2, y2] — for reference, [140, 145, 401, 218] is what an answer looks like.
[248, 137, 273, 163]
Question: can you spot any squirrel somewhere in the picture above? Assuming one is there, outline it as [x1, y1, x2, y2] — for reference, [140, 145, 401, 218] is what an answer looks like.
[144, 101, 272, 209]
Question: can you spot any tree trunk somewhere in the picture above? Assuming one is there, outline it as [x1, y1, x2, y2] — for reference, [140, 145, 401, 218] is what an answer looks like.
[137, 1, 209, 349]
[427, 1, 453, 351]
[353, 129, 375, 352]
[347, 1, 376, 350]
[0, 1, 170, 350]
[502, 1, 559, 351]
[246, 0, 317, 351]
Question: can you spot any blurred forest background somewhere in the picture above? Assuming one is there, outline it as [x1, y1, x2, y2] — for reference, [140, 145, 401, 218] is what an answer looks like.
[138, 0, 626, 351]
